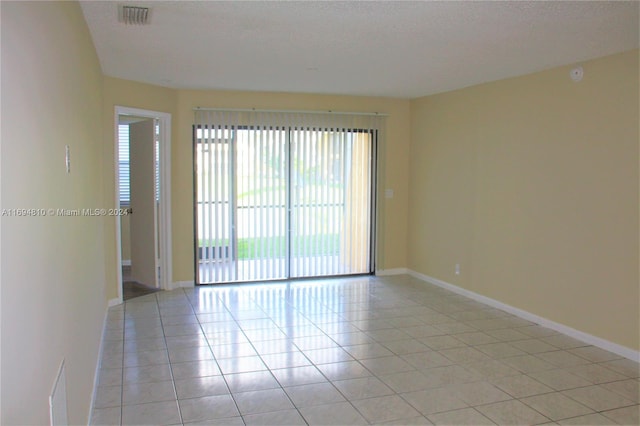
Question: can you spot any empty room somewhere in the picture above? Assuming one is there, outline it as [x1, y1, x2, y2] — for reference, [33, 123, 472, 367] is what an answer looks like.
[1, 1, 638, 425]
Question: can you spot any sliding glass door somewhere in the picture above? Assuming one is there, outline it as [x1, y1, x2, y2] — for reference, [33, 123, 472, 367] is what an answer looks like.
[194, 114, 377, 284]
[289, 129, 374, 278]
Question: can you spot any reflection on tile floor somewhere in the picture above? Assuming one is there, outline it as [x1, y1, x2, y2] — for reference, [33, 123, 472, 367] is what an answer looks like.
[91, 275, 640, 425]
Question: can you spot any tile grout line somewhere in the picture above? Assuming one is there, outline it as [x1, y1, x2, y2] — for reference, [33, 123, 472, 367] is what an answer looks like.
[190, 288, 247, 424]
[231, 291, 311, 424]
[101, 276, 639, 425]
[156, 291, 186, 426]
[257, 284, 382, 424]
[256, 284, 420, 425]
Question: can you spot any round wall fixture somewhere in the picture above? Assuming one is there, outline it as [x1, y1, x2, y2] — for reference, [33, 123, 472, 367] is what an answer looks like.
[570, 66, 584, 82]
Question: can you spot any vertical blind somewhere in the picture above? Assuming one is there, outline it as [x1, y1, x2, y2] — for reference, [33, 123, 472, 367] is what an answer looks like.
[194, 109, 384, 284]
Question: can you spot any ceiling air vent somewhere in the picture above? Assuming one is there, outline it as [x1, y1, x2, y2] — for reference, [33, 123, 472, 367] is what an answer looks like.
[119, 5, 150, 25]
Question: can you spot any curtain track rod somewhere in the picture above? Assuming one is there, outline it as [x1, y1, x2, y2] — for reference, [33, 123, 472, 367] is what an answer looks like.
[193, 107, 388, 117]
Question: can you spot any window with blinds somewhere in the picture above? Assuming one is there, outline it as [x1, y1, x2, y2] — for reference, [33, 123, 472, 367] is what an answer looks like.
[194, 110, 383, 284]
[118, 124, 130, 206]
[119, 121, 160, 207]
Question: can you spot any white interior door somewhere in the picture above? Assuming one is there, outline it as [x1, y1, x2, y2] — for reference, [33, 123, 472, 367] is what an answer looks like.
[129, 119, 158, 288]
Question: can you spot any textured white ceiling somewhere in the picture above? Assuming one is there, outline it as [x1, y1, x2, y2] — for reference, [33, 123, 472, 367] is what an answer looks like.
[80, 1, 639, 98]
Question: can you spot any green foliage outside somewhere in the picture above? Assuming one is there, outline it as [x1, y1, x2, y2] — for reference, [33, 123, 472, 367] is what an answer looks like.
[199, 234, 340, 260]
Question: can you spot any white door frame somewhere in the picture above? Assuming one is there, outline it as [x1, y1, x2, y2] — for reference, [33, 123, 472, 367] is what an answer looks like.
[114, 106, 172, 303]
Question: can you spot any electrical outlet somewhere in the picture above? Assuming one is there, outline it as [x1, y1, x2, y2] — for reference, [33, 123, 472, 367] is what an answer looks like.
[455, 263, 460, 275]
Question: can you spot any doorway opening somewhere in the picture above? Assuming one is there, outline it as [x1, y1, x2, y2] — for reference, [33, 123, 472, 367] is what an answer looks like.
[115, 107, 172, 303]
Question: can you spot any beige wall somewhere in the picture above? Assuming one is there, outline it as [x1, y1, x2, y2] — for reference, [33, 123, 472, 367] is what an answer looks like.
[409, 50, 639, 351]
[102, 81, 411, 291]
[1, 2, 108, 424]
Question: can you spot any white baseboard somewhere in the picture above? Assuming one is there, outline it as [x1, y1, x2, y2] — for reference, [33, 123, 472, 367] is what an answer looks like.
[88, 304, 110, 424]
[49, 360, 68, 426]
[121, 260, 131, 266]
[376, 268, 409, 276]
[174, 281, 195, 289]
[408, 269, 640, 362]
[107, 298, 121, 307]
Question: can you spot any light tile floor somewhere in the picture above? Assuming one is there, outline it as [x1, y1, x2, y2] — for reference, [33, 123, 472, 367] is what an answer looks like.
[91, 275, 639, 425]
